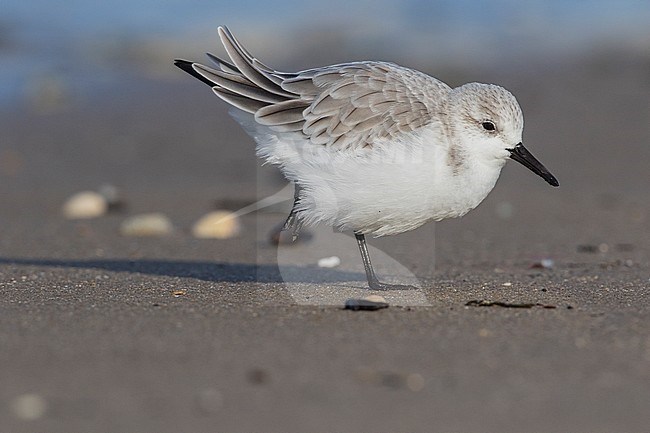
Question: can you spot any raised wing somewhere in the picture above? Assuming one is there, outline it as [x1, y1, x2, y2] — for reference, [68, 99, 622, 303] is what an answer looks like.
[175, 26, 451, 150]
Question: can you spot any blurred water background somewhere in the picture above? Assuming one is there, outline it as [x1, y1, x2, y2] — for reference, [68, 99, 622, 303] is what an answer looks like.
[2, 0, 650, 108]
[1, 0, 649, 227]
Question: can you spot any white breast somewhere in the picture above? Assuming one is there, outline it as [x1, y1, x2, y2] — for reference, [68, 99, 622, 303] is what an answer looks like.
[259, 124, 505, 237]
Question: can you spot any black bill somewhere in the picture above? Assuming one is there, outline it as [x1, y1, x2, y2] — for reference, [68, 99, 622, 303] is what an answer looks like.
[508, 143, 559, 187]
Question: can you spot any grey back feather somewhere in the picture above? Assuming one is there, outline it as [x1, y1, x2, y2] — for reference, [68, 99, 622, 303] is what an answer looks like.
[186, 26, 451, 150]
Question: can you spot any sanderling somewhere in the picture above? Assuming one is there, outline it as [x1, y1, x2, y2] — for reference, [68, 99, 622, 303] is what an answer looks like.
[175, 26, 559, 290]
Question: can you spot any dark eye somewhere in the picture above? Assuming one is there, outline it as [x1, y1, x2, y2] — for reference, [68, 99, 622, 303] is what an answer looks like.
[482, 121, 496, 131]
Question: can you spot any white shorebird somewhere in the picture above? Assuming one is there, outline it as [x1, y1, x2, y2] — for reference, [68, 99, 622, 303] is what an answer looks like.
[175, 26, 559, 290]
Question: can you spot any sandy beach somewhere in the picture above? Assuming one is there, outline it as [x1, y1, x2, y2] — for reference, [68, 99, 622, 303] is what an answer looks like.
[1, 42, 650, 432]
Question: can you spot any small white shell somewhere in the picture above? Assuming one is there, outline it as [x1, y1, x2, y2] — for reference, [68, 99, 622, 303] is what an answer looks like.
[62, 191, 108, 219]
[317, 256, 341, 268]
[192, 210, 241, 239]
[120, 213, 173, 237]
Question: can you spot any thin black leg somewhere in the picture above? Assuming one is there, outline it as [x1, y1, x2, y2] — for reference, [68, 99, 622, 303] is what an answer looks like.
[354, 232, 417, 291]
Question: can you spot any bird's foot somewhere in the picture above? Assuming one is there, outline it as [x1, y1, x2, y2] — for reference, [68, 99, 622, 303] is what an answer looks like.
[368, 280, 419, 291]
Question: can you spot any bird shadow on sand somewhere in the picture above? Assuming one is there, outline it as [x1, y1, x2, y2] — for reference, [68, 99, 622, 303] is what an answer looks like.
[0, 257, 366, 284]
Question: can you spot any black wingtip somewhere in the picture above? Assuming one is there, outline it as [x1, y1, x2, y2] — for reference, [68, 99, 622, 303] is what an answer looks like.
[174, 59, 215, 87]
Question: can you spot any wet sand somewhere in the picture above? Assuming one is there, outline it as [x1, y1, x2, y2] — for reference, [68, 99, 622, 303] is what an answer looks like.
[1, 52, 649, 432]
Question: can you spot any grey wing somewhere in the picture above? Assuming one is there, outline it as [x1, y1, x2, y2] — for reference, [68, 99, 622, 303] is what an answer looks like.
[175, 26, 451, 150]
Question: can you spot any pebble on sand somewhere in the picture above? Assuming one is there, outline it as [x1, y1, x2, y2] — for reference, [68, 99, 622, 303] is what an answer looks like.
[364, 294, 388, 303]
[345, 295, 389, 311]
[11, 393, 47, 420]
[317, 256, 341, 268]
[97, 183, 124, 211]
[120, 213, 173, 237]
[62, 191, 108, 219]
[192, 210, 241, 239]
[531, 258, 555, 269]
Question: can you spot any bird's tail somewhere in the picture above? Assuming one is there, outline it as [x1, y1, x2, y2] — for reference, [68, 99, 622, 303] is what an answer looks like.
[174, 26, 302, 114]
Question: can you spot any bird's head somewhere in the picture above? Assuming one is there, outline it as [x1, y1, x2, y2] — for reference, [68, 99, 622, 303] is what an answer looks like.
[450, 83, 559, 187]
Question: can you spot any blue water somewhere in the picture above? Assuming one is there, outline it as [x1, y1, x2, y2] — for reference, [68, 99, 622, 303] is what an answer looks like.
[1, 0, 649, 106]
[4, 0, 649, 36]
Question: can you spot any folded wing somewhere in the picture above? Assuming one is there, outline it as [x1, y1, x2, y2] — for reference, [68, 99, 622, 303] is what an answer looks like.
[175, 26, 450, 151]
